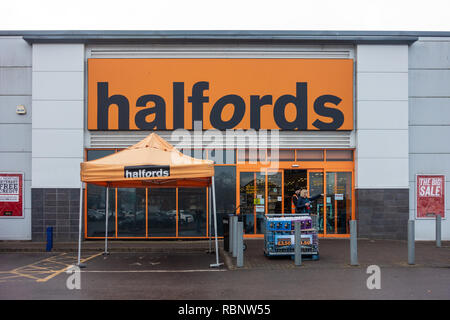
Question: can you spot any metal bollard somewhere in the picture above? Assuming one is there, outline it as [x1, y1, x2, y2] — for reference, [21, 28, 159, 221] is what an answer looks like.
[232, 216, 238, 258]
[408, 220, 415, 265]
[237, 221, 244, 268]
[350, 220, 358, 266]
[46, 226, 53, 252]
[294, 220, 302, 266]
[229, 215, 234, 254]
[436, 215, 442, 248]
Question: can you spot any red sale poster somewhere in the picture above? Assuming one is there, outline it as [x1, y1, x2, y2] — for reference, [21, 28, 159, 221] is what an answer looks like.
[0, 173, 24, 218]
[416, 175, 445, 219]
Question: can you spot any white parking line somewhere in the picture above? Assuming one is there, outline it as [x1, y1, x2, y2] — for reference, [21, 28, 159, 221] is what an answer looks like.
[80, 269, 226, 273]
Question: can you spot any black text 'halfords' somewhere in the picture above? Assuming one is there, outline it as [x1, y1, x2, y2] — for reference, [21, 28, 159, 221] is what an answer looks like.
[124, 165, 170, 178]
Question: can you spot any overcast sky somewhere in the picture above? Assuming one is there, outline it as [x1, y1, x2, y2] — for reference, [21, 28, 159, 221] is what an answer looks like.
[2, 0, 450, 31]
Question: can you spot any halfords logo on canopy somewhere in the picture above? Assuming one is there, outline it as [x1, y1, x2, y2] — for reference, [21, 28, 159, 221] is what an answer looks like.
[124, 165, 170, 179]
[88, 59, 353, 131]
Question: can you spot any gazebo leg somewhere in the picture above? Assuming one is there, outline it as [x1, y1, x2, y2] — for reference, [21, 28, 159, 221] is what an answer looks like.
[104, 186, 109, 255]
[77, 183, 86, 268]
[210, 176, 223, 268]
[208, 186, 212, 253]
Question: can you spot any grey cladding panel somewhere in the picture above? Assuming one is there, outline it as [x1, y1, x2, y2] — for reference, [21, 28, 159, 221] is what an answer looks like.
[0, 38, 32, 67]
[409, 154, 450, 181]
[0, 124, 31, 152]
[0, 152, 31, 178]
[0, 96, 32, 124]
[409, 126, 450, 154]
[409, 70, 450, 97]
[0, 67, 32, 95]
[409, 98, 450, 126]
[409, 40, 450, 69]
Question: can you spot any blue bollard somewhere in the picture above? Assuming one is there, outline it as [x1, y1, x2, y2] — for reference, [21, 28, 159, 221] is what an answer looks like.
[46, 226, 53, 252]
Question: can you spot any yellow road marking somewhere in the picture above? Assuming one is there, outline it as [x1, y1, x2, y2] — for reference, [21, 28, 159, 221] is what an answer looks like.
[36, 252, 103, 283]
[0, 252, 103, 283]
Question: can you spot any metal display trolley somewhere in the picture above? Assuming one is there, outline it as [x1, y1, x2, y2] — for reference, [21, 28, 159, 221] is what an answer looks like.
[264, 214, 319, 260]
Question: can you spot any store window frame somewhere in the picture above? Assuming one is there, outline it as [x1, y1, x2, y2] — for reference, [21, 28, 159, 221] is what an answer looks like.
[84, 148, 237, 240]
[85, 148, 354, 239]
[235, 149, 355, 238]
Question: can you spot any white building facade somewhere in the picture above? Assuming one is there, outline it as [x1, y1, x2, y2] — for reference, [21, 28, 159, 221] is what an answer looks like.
[0, 31, 448, 241]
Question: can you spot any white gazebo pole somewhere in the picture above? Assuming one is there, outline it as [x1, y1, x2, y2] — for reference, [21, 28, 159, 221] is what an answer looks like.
[208, 186, 212, 253]
[210, 176, 223, 267]
[77, 182, 86, 267]
[104, 185, 109, 255]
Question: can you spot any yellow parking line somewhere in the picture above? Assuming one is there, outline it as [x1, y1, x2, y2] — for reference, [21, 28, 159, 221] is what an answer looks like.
[10, 253, 66, 273]
[1, 252, 103, 283]
[36, 252, 103, 283]
[10, 270, 40, 281]
[0, 274, 23, 280]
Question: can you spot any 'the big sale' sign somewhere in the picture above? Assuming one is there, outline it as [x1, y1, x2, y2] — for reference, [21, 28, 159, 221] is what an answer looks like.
[416, 175, 445, 219]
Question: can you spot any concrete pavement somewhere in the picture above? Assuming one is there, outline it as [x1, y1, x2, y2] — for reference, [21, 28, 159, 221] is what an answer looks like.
[0, 239, 448, 299]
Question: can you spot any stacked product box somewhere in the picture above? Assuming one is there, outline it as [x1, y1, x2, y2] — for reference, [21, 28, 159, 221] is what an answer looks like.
[264, 214, 319, 259]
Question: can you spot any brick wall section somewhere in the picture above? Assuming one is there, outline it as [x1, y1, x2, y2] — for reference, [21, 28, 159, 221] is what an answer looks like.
[356, 188, 409, 240]
[32, 188, 82, 241]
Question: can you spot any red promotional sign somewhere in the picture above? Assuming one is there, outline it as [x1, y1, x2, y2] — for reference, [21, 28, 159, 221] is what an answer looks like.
[0, 173, 24, 218]
[416, 175, 445, 219]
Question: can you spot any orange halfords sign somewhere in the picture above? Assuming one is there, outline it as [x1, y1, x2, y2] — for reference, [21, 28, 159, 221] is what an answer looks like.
[88, 59, 353, 131]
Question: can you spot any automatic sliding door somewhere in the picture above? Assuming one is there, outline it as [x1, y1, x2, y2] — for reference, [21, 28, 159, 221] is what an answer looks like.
[283, 170, 307, 214]
[308, 171, 324, 233]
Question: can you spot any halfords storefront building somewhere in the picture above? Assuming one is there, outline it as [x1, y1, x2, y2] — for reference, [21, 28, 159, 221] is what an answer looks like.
[0, 31, 449, 241]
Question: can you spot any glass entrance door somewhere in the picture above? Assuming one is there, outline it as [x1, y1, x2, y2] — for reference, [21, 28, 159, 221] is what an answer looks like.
[283, 170, 307, 214]
[238, 169, 352, 236]
[308, 171, 325, 233]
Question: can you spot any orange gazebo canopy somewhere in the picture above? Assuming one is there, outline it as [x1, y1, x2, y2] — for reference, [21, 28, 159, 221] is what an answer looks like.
[80, 133, 214, 188]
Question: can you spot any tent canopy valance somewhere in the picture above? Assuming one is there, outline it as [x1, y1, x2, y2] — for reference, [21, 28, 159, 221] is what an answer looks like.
[80, 133, 214, 187]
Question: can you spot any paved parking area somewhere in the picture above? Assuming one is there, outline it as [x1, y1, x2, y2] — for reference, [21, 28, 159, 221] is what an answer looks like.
[225, 239, 450, 270]
[0, 239, 448, 299]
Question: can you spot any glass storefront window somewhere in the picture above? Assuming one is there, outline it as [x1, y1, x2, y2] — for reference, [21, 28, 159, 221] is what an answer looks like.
[326, 172, 352, 234]
[86, 185, 116, 237]
[239, 171, 266, 234]
[87, 149, 116, 161]
[268, 149, 295, 161]
[86, 149, 116, 237]
[148, 188, 176, 237]
[117, 188, 146, 237]
[85, 147, 354, 239]
[297, 150, 324, 161]
[255, 172, 265, 234]
[326, 150, 353, 161]
[207, 149, 235, 164]
[309, 172, 324, 233]
[239, 172, 255, 234]
[213, 166, 236, 237]
[237, 149, 265, 163]
[267, 172, 282, 214]
[178, 188, 207, 237]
